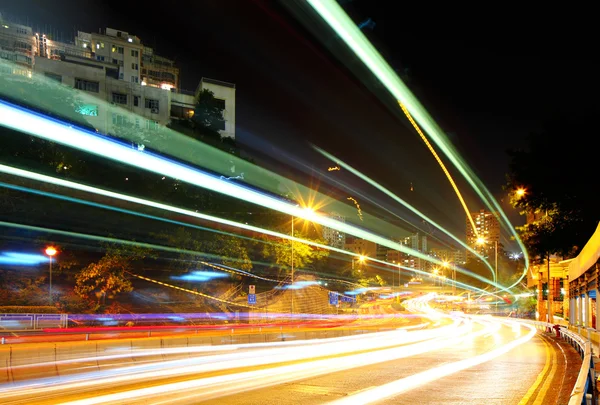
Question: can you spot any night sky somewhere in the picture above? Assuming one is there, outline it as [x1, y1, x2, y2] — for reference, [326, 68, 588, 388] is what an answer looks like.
[1, 1, 596, 247]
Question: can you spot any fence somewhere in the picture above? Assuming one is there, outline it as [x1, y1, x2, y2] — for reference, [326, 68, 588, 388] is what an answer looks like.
[525, 320, 596, 405]
[0, 313, 68, 331]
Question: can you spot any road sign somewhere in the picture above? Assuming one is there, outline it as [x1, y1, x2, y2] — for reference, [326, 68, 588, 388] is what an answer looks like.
[249, 285, 255, 294]
[248, 293, 256, 304]
[328, 292, 338, 306]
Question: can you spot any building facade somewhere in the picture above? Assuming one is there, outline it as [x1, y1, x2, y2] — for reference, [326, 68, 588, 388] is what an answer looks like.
[0, 18, 236, 139]
[322, 213, 346, 250]
[344, 236, 377, 258]
[466, 209, 500, 259]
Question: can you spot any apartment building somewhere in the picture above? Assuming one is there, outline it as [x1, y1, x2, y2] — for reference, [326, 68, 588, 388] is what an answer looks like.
[0, 18, 236, 139]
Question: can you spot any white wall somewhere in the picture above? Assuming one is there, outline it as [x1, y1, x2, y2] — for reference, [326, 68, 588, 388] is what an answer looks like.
[201, 80, 236, 139]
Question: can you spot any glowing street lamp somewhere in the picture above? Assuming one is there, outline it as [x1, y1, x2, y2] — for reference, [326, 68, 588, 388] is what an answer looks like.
[476, 237, 497, 284]
[352, 255, 367, 271]
[516, 188, 526, 198]
[291, 205, 316, 318]
[45, 246, 57, 303]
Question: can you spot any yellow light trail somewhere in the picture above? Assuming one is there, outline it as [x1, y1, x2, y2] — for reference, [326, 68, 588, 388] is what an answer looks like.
[128, 272, 253, 309]
[399, 101, 479, 239]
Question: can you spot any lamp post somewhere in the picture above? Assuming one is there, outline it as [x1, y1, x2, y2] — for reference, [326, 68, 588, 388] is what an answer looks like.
[290, 206, 315, 319]
[443, 261, 456, 296]
[352, 255, 366, 271]
[477, 237, 497, 284]
[45, 246, 57, 303]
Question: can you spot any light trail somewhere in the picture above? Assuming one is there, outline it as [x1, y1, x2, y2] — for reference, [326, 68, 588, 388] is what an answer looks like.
[1, 318, 463, 398]
[398, 102, 479, 239]
[0, 100, 441, 268]
[327, 320, 536, 404]
[305, 0, 529, 286]
[127, 272, 253, 308]
[50, 318, 501, 405]
[313, 145, 496, 279]
[0, 157, 501, 292]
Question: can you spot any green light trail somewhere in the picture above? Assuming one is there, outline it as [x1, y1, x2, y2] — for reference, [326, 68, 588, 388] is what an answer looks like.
[313, 146, 496, 279]
[0, 164, 500, 291]
[305, 0, 528, 289]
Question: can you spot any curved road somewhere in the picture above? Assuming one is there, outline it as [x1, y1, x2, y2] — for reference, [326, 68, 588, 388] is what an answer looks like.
[0, 297, 581, 404]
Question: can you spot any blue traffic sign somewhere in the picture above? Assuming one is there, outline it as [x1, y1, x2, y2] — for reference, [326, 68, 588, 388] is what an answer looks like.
[248, 293, 256, 305]
[328, 292, 338, 305]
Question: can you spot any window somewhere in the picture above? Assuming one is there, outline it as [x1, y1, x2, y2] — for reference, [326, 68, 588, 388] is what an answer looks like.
[74, 78, 99, 93]
[112, 113, 127, 126]
[214, 99, 226, 111]
[145, 120, 159, 130]
[96, 55, 105, 61]
[100, 42, 105, 48]
[119, 72, 124, 80]
[145, 98, 159, 111]
[131, 63, 138, 70]
[44, 72, 62, 83]
[131, 76, 138, 84]
[131, 50, 139, 58]
[133, 96, 139, 107]
[112, 92, 127, 105]
[16, 27, 28, 35]
[118, 46, 124, 54]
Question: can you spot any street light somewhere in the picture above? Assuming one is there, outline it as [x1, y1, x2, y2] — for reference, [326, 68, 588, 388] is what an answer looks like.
[352, 255, 366, 271]
[516, 188, 526, 198]
[442, 260, 456, 296]
[45, 246, 57, 303]
[290, 206, 315, 318]
[476, 237, 498, 284]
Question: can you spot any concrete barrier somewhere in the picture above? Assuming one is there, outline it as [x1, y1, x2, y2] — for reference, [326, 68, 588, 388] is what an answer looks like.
[0, 326, 388, 385]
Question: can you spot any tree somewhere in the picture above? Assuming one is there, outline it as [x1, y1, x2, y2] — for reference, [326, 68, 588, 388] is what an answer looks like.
[74, 245, 148, 308]
[506, 112, 598, 259]
[192, 89, 226, 139]
[262, 231, 329, 275]
[154, 227, 253, 272]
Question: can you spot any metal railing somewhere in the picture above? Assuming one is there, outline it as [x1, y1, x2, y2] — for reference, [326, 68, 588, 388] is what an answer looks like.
[526, 320, 596, 405]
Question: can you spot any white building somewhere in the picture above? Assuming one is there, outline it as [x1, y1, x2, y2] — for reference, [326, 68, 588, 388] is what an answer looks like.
[322, 213, 346, 250]
[0, 18, 236, 139]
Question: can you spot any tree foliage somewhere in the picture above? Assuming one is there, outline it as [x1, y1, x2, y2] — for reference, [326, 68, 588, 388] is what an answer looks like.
[192, 89, 225, 138]
[506, 112, 598, 259]
[74, 245, 148, 306]
[262, 231, 329, 274]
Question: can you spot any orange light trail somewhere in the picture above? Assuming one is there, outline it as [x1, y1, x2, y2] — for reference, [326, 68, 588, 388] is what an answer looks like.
[398, 101, 479, 238]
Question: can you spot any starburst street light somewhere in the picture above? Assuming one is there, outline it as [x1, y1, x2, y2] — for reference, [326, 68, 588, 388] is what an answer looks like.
[516, 188, 526, 198]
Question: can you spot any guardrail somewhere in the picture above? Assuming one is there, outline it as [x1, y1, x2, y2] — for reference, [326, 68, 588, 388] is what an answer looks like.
[526, 320, 596, 405]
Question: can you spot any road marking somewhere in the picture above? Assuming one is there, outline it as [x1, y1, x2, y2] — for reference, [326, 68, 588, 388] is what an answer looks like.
[516, 333, 551, 405]
[532, 334, 559, 405]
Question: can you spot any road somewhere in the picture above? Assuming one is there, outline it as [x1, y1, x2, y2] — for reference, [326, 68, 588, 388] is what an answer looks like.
[0, 296, 582, 404]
